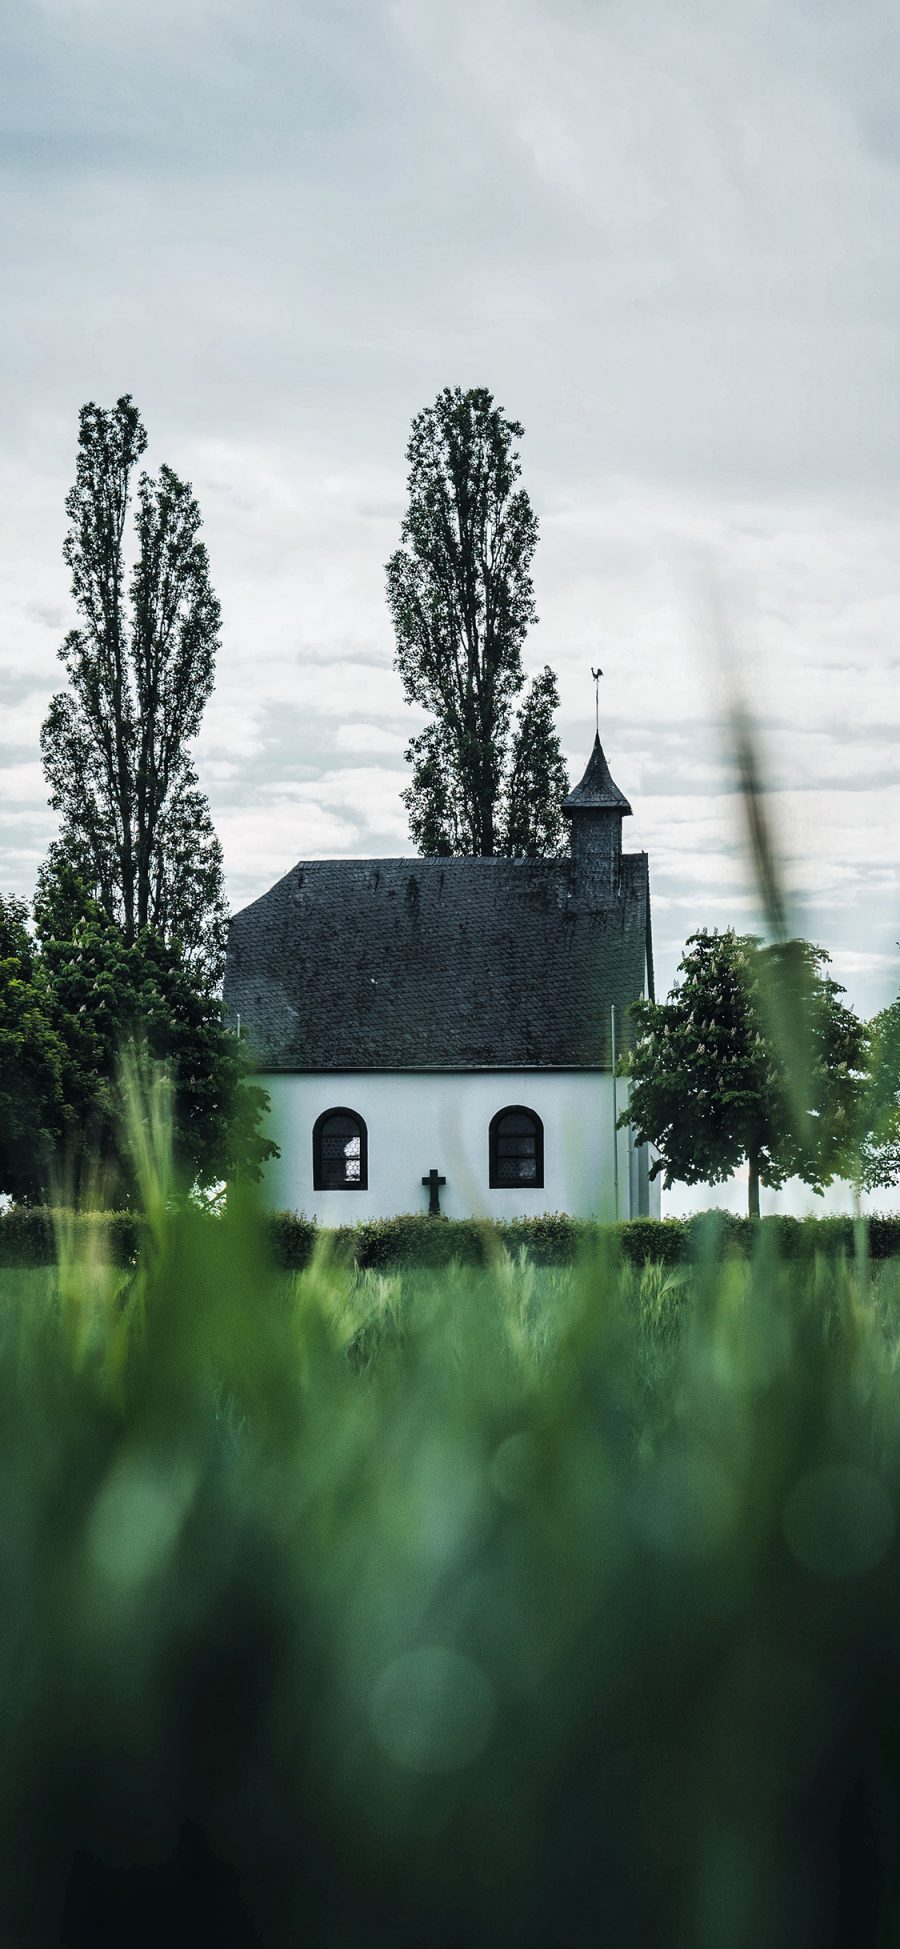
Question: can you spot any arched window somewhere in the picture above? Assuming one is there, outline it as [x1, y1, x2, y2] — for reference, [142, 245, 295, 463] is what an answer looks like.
[313, 1108, 368, 1190]
[489, 1106, 544, 1189]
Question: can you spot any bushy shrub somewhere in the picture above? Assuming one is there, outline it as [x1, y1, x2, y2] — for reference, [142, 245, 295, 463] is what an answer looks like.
[497, 1213, 588, 1263]
[266, 1208, 318, 1270]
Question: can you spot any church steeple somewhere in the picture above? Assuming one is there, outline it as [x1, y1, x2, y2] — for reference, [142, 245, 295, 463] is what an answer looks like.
[562, 733, 632, 907]
[563, 733, 632, 816]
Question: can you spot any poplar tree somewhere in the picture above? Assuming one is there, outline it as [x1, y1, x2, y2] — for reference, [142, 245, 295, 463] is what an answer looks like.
[503, 666, 570, 857]
[387, 386, 568, 857]
[40, 396, 227, 985]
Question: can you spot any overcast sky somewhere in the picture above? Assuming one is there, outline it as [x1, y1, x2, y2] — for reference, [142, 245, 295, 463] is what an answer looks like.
[2, 0, 899, 1090]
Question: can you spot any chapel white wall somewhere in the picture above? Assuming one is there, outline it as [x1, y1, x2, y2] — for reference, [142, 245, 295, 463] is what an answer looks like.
[255, 1070, 647, 1224]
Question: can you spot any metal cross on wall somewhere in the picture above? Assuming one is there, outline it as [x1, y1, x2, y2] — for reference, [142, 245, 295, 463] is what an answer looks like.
[421, 1168, 446, 1217]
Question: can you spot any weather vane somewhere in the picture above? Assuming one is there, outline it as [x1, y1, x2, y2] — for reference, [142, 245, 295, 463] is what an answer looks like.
[591, 665, 603, 735]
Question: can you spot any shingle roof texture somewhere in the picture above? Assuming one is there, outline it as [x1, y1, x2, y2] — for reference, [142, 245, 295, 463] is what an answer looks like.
[224, 851, 650, 1071]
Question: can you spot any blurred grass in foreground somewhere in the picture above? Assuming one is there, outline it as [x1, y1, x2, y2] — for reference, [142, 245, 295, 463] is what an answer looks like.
[3, 1188, 900, 1946]
[7, 691, 900, 1947]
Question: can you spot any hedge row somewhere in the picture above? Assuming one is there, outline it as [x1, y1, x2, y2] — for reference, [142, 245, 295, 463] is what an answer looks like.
[3, 1206, 897, 1270]
[0, 1208, 143, 1268]
[269, 1210, 900, 1271]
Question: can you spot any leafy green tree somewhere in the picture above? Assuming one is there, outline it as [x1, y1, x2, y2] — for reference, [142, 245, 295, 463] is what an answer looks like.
[858, 993, 900, 1193]
[0, 896, 66, 1203]
[754, 936, 870, 1196]
[387, 385, 568, 856]
[40, 396, 227, 985]
[35, 890, 275, 1203]
[623, 930, 866, 1217]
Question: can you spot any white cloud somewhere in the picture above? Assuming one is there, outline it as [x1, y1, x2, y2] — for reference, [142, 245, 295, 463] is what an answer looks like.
[335, 723, 403, 755]
[0, 761, 47, 804]
[1, 0, 899, 1020]
[0, 694, 50, 748]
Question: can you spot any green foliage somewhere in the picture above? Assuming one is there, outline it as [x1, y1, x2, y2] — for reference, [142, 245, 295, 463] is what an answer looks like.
[42, 916, 275, 1200]
[859, 990, 900, 1191]
[329, 1208, 900, 1267]
[3, 1134, 900, 1939]
[754, 934, 868, 1187]
[502, 664, 570, 857]
[0, 879, 275, 1202]
[265, 1207, 319, 1270]
[8, 1205, 900, 1272]
[342, 1213, 500, 1270]
[16, 1207, 890, 1274]
[0, 1206, 142, 1267]
[40, 395, 227, 985]
[387, 386, 568, 856]
[625, 931, 769, 1214]
[624, 929, 867, 1216]
[0, 895, 66, 1201]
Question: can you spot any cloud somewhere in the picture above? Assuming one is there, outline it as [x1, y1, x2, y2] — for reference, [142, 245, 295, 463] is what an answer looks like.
[0, 760, 47, 804]
[1, 0, 898, 1021]
[335, 723, 404, 755]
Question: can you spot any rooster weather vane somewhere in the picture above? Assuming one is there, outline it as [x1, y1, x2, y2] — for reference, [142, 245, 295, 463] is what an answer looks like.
[591, 665, 603, 735]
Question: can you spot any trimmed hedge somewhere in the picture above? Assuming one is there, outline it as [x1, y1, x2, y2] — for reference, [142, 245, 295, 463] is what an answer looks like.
[0, 1207, 143, 1269]
[266, 1209, 318, 1272]
[2, 1206, 899, 1272]
[265, 1209, 900, 1272]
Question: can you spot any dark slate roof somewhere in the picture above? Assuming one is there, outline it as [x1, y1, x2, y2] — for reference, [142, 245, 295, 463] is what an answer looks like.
[225, 852, 651, 1072]
[562, 734, 633, 815]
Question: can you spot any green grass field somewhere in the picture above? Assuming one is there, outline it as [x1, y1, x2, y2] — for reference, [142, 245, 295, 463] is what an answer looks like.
[3, 1191, 900, 1945]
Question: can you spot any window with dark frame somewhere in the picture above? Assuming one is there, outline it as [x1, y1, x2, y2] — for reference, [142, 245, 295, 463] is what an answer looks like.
[489, 1106, 544, 1188]
[313, 1108, 368, 1190]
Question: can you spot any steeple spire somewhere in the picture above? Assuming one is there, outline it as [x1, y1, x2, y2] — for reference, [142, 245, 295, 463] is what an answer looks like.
[562, 732, 632, 907]
[562, 733, 632, 816]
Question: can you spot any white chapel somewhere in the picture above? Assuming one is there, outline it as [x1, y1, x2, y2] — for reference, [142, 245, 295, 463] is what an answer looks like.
[223, 732, 659, 1223]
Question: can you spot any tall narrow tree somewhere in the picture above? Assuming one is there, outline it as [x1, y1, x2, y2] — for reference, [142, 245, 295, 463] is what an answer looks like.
[40, 397, 227, 984]
[503, 666, 570, 857]
[387, 386, 568, 856]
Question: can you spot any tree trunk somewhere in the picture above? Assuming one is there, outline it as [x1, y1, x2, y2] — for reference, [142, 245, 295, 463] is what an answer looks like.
[748, 1152, 761, 1220]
